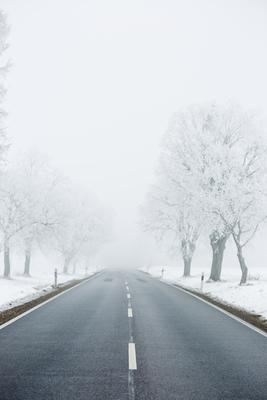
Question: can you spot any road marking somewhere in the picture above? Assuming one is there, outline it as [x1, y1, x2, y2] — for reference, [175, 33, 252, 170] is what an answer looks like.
[127, 284, 136, 399]
[128, 343, 137, 370]
[152, 275, 267, 339]
[0, 271, 103, 332]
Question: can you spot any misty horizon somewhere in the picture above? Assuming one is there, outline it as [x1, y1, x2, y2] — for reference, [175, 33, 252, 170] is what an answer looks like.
[2, 0, 267, 269]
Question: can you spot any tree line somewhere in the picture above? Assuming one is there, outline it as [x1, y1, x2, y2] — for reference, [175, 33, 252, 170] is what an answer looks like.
[0, 11, 109, 278]
[142, 103, 267, 285]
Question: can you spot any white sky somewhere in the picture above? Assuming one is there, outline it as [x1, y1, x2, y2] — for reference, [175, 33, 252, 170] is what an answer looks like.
[1, 0, 267, 268]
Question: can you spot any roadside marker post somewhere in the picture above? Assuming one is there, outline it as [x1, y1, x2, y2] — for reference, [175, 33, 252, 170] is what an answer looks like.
[201, 272, 204, 291]
[54, 268, 58, 289]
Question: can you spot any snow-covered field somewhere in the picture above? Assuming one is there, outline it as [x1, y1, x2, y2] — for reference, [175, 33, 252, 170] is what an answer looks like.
[145, 265, 267, 320]
[0, 271, 94, 312]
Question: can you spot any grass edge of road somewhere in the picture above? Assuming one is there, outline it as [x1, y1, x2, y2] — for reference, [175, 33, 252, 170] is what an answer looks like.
[0, 271, 102, 327]
[141, 271, 267, 337]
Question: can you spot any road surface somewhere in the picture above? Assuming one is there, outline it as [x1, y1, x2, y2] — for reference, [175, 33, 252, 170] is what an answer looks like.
[0, 269, 266, 399]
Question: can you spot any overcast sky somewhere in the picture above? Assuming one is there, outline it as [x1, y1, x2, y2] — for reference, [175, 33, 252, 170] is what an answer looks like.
[1, 0, 267, 268]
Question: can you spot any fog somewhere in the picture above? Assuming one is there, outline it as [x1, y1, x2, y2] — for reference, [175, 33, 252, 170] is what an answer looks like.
[1, 0, 267, 269]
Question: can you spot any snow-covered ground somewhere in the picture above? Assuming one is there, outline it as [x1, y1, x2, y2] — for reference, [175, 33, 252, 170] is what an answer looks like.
[144, 265, 267, 320]
[0, 271, 94, 312]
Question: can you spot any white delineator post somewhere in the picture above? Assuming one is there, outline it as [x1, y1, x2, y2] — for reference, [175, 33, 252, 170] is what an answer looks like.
[54, 268, 58, 288]
[201, 272, 204, 291]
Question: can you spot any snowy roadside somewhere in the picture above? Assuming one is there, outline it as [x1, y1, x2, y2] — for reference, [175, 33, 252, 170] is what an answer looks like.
[0, 271, 96, 313]
[143, 266, 267, 321]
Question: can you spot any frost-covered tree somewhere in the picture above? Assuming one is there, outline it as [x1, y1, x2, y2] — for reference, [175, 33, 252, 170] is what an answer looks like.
[0, 169, 33, 277]
[212, 141, 267, 284]
[163, 105, 228, 280]
[0, 157, 57, 277]
[142, 182, 200, 277]
[14, 152, 60, 276]
[144, 102, 267, 282]
[0, 10, 9, 158]
[165, 103, 267, 282]
[48, 186, 108, 274]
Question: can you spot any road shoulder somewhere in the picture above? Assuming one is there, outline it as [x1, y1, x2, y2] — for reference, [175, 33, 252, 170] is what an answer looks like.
[142, 271, 267, 336]
[0, 272, 101, 327]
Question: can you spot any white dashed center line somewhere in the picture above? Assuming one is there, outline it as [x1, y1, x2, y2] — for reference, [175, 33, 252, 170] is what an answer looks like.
[128, 343, 137, 370]
[125, 278, 136, 398]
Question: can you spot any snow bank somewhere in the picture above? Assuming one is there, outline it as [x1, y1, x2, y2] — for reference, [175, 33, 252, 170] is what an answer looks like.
[145, 265, 267, 319]
[0, 271, 95, 312]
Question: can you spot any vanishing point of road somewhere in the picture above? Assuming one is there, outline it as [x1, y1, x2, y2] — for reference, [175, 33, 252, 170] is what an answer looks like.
[0, 269, 266, 400]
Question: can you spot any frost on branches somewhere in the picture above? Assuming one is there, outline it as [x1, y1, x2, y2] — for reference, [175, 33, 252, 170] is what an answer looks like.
[143, 103, 267, 284]
[0, 11, 110, 278]
[0, 10, 9, 159]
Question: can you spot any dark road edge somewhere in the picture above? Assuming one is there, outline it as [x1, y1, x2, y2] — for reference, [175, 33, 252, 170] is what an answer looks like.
[142, 271, 267, 338]
[0, 271, 103, 328]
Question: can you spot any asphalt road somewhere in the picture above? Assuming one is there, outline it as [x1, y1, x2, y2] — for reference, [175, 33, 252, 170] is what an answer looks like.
[0, 269, 266, 400]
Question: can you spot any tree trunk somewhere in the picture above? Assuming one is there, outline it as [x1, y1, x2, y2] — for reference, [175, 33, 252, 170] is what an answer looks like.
[23, 245, 32, 276]
[63, 258, 70, 274]
[237, 247, 248, 285]
[3, 239, 11, 278]
[209, 233, 228, 281]
[183, 256, 192, 277]
[181, 238, 196, 277]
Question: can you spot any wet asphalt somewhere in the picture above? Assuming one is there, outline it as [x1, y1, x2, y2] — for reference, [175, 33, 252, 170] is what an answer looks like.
[0, 269, 266, 400]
